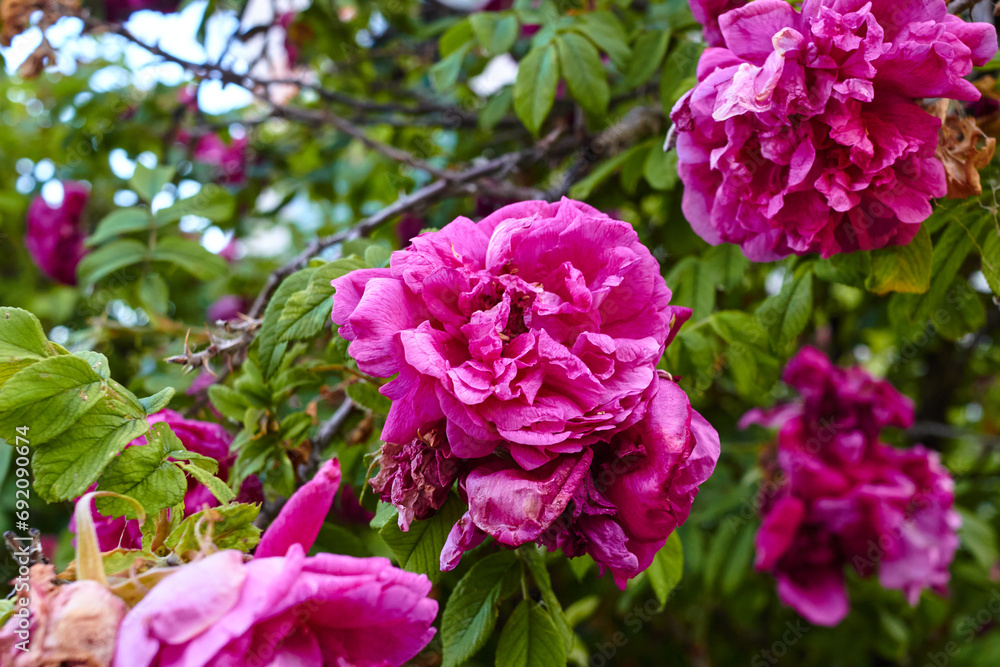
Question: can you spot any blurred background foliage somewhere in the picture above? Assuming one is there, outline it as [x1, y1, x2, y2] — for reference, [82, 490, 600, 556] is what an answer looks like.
[2, 0, 1000, 664]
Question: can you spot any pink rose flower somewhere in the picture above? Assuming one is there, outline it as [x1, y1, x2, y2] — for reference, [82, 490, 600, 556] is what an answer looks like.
[744, 347, 960, 626]
[332, 198, 690, 469]
[670, 0, 998, 260]
[114, 459, 439, 667]
[689, 0, 749, 47]
[24, 181, 89, 285]
[72, 409, 262, 551]
[440, 375, 720, 586]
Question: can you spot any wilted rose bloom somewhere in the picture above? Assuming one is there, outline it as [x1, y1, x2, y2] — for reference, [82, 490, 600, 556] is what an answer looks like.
[105, 0, 181, 22]
[73, 410, 262, 551]
[333, 198, 690, 470]
[0, 563, 126, 667]
[441, 375, 721, 586]
[115, 460, 439, 667]
[191, 133, 248, 185]
[371, 422, 460, 530]
[689, 0, 748, 47]
[24, 180, 89, 285]
[670, 0, 998, 260]
[744, 348, 959, 626]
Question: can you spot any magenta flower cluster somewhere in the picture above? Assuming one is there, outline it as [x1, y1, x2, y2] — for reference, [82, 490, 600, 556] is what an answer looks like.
[742, 347, 960, 626]
[24, 181, 89, 285]
[673, 0, 998, 260]
[333, 198, 720, 584]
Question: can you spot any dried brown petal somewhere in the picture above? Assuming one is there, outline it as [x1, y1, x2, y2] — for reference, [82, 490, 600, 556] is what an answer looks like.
[930, 100, 997, 199]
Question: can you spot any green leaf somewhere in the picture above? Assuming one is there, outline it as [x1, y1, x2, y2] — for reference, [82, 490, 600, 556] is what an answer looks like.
[703, 244, 750, 292]
[470, 13, 518, 56]
[958, 508, 999, 572]
[364, 245, 391, 268]
[0, 307, 55, 362]
[164, 503, 262, 556]
[442, 550, 522, 667]
[480, 86, 513, 132]
[207, 385, 251, 422]
[431, 42, 473, 92]
[440, 18, 474, 57]
[346, 381, 392, 414]
[0, 355, 108, 445]
[139, 387, 175, 415]
[130, 163, 176, 202]
[86, 208, 154, 247]
[866, 226, 932, 295]
[379, 494, 463, 583]
[76, 239, 148, 286]
[666, 257, 715, 322]
[176, 461, 235, 505]
[522, 548, 573, 652]
[892, 219, 982, 325]
[74, 351, 111, 380]
[756, 266, 814, 353]
[31, 399, 149, 502]
[514, 45, 559, 135]
[573, 12, 631, 71]
[569, 144, 645, 200]
[151, 237, 228, 280]
[0, 308, 57, 385]
[96, 422, 188, 518]
[814, 252, 871, 288]
[496, 600, 568, 667]
[278, 258, 367, 343]
[624, 30, 671, 87]
[647, 532, 683, 606]
[981, 227, 1000, 296]
[154, 185, 236, 224]
[661, 38, 702, 111]
[258, 268, 315, 380]
[554, 33, 609, 117]
[621, 142, 652, 195]
[643, 146, 678, 191]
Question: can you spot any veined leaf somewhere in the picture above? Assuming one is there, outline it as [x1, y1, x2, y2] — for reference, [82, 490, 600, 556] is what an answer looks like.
[96, 422, 188, 519]
[0, 354, 108, 445]
[152, 237, 228, 280]
[496, 600, 568, 667]
[647, 532, 683, 606]
[554, 33, 609, 117]
[514, 45, 559, 135]
[32, 399, 149, 502]
[379, 495, 463, 583]
[442, 550, 522, 667]
[86, 208, 154, 247]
